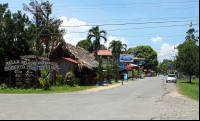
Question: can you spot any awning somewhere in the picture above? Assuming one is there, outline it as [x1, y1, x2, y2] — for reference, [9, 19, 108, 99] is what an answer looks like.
[61, 57, 78, 64]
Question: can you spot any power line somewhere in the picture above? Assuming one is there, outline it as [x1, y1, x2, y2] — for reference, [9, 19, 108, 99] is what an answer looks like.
[6, 1, 199, 8]
[59, 20, 199, 27]
[4, 3, 198, 11]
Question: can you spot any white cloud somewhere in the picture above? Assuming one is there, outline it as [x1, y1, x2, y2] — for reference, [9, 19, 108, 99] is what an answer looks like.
[58, 16, 91, 46]
[151, 37, 163, 43]
[157, 43, 179, 63]
[103, 36, 129, 50]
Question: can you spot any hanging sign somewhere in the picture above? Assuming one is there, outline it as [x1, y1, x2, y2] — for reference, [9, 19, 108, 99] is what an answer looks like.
[15, 78, 22, 82]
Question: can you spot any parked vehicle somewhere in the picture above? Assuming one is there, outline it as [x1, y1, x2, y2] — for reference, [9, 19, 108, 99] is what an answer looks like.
[166, 74, 177, 83]
[147, 73, 151, 77]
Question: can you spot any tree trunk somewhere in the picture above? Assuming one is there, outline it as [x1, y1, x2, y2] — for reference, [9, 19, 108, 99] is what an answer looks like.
[189, 75, 192, 83]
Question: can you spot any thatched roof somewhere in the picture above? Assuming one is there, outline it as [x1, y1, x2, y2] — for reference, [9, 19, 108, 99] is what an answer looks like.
[50, 42, 99, 70]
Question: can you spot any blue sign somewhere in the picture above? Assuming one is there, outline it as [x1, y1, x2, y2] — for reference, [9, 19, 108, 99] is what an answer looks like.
[120, 55, 134, 62]
[140, 61, 146, 64]
[120, 63, 125, 69]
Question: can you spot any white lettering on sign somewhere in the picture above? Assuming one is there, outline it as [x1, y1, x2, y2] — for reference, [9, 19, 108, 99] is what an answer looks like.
[14, 70, 22, 74]
[20, 55, 37, 59]
[15, 74, 21, 78]
[5, 60, 21, 66]
[4, 65, 26, 71]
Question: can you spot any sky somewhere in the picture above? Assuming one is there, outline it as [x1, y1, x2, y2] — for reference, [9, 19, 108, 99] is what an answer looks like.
[1, 0, 199, 63]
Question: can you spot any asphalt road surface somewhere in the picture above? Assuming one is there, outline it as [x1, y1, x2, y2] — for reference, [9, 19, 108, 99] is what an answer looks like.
[0, 76, 167, 120]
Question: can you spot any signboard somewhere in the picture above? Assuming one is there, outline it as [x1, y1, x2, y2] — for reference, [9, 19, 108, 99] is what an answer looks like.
[131, 49, 136, 55]
[120, 63, 125, 69]
[167, 62, 172, 69]
[128, 70, 133, 78]
[120, 55, 134, 62]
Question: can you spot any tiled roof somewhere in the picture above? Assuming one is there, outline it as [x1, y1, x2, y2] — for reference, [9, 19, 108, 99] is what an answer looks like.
[93, 50, 112, 56]
[61, 57, 78, 64]
[134, 57, 139, 60]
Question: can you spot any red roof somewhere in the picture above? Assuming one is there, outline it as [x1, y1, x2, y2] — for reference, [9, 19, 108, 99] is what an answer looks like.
[93, 50, 112, 56]
[126, 65, 134, 68]
[134, 57, 139, 60]
[144, 69, 147, 72]
[61, 57, 78, 64]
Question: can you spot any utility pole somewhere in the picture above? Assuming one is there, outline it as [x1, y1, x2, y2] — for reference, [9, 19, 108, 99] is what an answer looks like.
[171, 56, 176, 73]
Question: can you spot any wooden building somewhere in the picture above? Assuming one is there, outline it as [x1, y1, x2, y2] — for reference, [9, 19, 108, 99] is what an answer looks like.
[50, 42, 99, 86]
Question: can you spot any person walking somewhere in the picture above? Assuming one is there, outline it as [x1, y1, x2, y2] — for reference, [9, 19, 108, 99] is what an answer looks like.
[120, 72, 124, 85]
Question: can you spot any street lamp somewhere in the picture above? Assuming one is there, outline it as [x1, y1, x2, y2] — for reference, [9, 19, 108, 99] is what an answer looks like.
[189, 21, 193, 27]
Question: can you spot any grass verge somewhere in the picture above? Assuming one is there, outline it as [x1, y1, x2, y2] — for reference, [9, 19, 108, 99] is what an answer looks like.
[0, 84, 99, 94]
[175, 78, 199, 101]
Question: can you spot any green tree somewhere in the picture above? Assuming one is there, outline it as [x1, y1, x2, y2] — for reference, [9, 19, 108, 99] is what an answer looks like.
[185, 28, 199, 43]
[100, 44, 107, 50]
[176, 40, 199, 82]
[96, 56, 104, 84]
[135, 45, 158, 71]
[87, 26, 107, 56]
[108, 40, 127, 62]
[76, 39, 93, 52]
[22, 0, 66, 51]
[0, 4, 36, 61]
[159, 59, 173, 74]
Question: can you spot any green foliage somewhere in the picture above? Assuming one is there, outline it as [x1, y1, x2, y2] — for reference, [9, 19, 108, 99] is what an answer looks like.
[105, 57, 112, 80]
[185, 28, 199, 42]
[56, 75, 65, 86]
[96, 56, 104, 82]
[0, 83, 7, 90]
[76, 39, 94, 52]
[38, 67, 51, 90]
[135, 45, 158, 70]
[108, 40, 127, 60]
[74, 78, 80, 85]
[168, 70, 174, 74]
[176, 40, 199, 82]
[87, 26, 107, 56]
[65, 70, 75, 87]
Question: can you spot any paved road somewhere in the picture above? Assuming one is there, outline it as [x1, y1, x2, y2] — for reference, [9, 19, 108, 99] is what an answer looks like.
[0, 76, 166, 120]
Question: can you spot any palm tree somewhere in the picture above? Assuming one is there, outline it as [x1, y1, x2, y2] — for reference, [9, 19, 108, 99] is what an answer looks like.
[108, 40, 127, 62]
[87, 26, 107, 57]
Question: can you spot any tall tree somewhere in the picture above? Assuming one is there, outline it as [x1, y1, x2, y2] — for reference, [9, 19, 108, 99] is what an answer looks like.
[185, 28, 199, 42]
[87, 26, 107, 57]
[22, 0, 65, 51]
[135, 45, 158, 71]
[108, 40, 127, 62]
[76, 39, 93, 52]
[0, 3, 36, 61]
[176, 40, 199, 82]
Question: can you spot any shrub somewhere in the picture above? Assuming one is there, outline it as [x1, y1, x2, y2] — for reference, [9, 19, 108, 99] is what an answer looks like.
[0, 83, 7, 90]
[38, 67, 51, 90]
[66, 70, 75, 87]
[56, 75, 65, 86]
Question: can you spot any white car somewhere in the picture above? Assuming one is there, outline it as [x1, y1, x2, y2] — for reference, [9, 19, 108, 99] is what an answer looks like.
[166, 74, 177, 83]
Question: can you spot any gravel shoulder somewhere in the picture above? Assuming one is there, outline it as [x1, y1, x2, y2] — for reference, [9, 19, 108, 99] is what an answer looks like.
[152, 76, 199, 120]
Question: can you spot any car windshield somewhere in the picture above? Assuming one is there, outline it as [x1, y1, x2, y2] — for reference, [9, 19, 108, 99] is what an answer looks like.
[168, 75, 175, 77]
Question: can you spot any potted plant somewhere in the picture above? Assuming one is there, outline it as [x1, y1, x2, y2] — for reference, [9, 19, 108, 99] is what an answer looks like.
[105, 63, 112, 84]
[112, 59, 119, 82]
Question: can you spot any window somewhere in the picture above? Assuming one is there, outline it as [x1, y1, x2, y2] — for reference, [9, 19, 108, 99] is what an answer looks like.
[168, 75, 175, 77]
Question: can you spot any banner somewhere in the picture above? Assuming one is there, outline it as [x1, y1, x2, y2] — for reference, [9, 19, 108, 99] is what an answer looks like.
[120, 63, 125, 69]
[131, 49, 136, 55]
[120, 55, 134, 62]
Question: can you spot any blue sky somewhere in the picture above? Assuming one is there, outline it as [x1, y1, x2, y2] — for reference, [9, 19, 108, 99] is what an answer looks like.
[1, 0, 199, 63]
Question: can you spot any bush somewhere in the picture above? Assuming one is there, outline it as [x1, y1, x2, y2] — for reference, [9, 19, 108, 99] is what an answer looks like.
[66, 70, 75, 87]
[38, 67, 51, 90]
[0, 83, 7, 90]
[56, 75, 65, 86]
